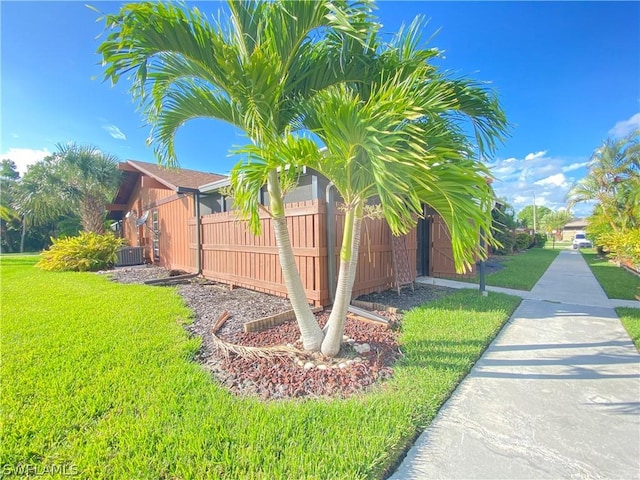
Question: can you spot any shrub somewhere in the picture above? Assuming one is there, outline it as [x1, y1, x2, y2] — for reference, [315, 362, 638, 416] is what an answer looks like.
[37, 232, 125, 272]
[492, 229, 516, 255]
[598, 228, 640, 266]
[515, 233, 532, 251]
[532, 233, 547, 248]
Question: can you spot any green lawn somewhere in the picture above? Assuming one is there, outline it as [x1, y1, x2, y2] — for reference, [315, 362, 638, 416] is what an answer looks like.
[1, 256, 520, 479]
[581, 250, 640, 300]
[447, 248, 560, 291]
[545, 240, 572, 250]
[617, 308, 640, 352]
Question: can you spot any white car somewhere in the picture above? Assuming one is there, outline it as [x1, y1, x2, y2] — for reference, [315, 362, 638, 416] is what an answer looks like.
[572, 232, 592, 249]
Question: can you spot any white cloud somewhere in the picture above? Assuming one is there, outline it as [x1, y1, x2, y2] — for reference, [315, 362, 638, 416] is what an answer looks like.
[103, 124, 127, 140]
[491, 150, 591, 216]
[524, 150, 547, 161]
[562, 161, 589, 173]
[534, 173, 568, 188]
[0, 147, 52, 176]
[608, 113, 640, 139]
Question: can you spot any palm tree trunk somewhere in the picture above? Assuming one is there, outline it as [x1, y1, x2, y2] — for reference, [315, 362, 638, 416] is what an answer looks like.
[267, 170, 324, 351]
[20, 215, 26, 253]
[81, 196, 106, 234]
[321, 201, 363, 357]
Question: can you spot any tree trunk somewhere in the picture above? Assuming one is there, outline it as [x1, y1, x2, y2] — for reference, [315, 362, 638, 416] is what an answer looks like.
[81, 196, 106, 234]
[20, 215, 26, 253]
[321, 202, 363, 357]
[267, 170, 324, 351]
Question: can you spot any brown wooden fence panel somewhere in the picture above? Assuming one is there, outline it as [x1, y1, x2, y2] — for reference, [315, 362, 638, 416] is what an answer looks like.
[191, 199, 417, 306]
[430, 215, 476, 277]
[196, 200, 328, 306]
[332, 207, 417, 301]
[156, 194, 195, 272]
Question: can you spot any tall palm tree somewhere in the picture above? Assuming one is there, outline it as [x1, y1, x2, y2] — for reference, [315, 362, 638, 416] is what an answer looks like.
[98, 0, 374, 351]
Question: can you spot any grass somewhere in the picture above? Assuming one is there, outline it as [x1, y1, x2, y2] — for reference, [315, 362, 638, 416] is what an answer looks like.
[617, 308, 640, 352]
[545, 240, 572, 250]
[447, 248, 560, 291]
[1, 256, 521, 479]
[580, 250, 640, 300]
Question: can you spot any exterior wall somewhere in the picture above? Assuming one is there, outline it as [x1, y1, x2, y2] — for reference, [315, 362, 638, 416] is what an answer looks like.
[190, 199, 415, 306]
[562, 227, 585, 242]
[121, 178, 196, 272]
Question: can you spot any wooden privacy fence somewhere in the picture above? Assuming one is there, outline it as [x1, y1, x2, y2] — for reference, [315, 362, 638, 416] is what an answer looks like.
[188, 200, 416, 306]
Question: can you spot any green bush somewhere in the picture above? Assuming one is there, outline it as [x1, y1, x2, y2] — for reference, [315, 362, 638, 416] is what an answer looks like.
[515, 233, 532, 251]
[532, 233, 547, 248]
[37, 232, 125, 272]
[598, 228, 640, 266]
[492, 229, 516, 255]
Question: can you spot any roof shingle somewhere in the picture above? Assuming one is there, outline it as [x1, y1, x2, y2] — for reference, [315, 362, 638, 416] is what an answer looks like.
[126, 160, 226, 189]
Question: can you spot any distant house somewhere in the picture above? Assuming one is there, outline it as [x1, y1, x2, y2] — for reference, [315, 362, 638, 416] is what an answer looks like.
[108, 160, 469, 306]
[562, 218, 588, 241]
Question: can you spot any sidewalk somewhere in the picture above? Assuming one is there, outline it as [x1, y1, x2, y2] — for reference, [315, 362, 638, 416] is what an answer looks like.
[390, 250, 640, 479]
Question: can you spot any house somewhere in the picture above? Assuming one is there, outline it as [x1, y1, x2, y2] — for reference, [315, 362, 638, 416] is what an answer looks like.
[562, 218, 588, 242]
[108, 160, 468, 306]
[107, 160, 225, 270]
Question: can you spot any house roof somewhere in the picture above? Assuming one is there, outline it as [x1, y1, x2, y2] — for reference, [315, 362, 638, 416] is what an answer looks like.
[563, 218, 588, 229]
[108, 160, 226, 219]
[125, 160, 226, 190]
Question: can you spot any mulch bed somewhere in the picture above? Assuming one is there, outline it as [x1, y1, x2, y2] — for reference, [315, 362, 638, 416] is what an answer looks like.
[105, 265, 454, 400]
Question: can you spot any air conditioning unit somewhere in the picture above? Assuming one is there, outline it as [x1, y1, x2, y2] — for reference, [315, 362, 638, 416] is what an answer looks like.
[116, 246, 144, 266]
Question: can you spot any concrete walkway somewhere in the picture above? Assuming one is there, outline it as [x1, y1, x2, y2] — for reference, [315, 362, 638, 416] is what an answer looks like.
[390, 250, 640, 479]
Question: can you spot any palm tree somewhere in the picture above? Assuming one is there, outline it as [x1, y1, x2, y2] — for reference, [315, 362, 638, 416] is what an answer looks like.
[54, 143, 121, 234]
[100, 1, 508, 356]
[14, 145, 120, 250]
[240, 22, 508, 356]
[98, 0, 374, 352]
[568, 130, 640, 232]
[13, 158, 68, 252]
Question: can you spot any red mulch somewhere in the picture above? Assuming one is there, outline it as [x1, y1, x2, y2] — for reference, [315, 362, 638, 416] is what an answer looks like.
[217, 311, 401, 400]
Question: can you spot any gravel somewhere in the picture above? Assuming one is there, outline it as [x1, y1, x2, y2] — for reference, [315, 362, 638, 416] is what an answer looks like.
[104, 265, 455, 399]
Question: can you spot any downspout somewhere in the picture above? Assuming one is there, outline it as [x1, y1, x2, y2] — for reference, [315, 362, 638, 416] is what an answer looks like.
[325, 182, 336, 303]
[194, 190, 202, 274]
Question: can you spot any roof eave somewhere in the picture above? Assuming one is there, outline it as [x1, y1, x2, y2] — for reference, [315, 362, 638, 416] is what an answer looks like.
[199, 177, 231, 192]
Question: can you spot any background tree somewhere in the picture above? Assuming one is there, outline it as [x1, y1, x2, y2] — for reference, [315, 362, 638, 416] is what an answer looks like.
[54, 143, 121, 234]
[539, 209, 572, 239]
[12, 144, 116, 252]
[491, 200, 517, 254]
[568, 130, 640, 261]
[517, 204, 551, 230]
[13, 157, 70, 252]
[1, 160, 21, 252]
[568, 131, 639, 231]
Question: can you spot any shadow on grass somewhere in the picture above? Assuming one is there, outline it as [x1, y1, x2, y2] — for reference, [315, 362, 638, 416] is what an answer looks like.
[0, 255, 40, 266]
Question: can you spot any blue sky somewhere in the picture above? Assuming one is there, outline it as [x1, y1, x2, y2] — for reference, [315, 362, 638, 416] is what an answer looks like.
[1, 1, 639, 217]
